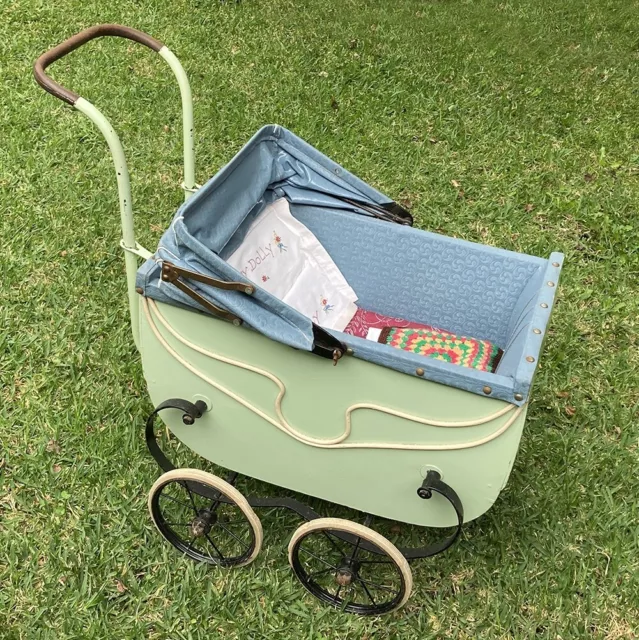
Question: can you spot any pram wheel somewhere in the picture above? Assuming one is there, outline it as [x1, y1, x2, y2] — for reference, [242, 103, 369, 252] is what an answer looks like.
[288, 517, 413, 615]
[148, 468, 263, 567]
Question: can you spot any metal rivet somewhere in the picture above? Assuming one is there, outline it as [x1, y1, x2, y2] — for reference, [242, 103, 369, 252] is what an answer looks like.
[552, 262, 560, 267]
[540, 303, 548, 309]
[514, 393, 524, 401]
[416, 368, 425, 376]
[533, 328, 542, 334]
[547, 281, 555, 287]
[346, 347, 354, 356]
[232, 319, 242, 327]
[526, 356, 535, 363]
[135, 287, 143, 294]
[244, 286, 253, 295]
[483, 386, 492, 395]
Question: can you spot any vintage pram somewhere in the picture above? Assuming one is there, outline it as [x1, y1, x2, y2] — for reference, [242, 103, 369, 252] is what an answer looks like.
[35, 25, 563, 615]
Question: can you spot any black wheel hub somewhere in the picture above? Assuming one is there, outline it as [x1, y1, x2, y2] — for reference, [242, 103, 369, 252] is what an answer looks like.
[335, 559, 361, 586]
[190, 509, 217, 537]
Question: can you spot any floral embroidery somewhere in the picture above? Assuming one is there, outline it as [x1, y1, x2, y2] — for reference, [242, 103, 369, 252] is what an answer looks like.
[273, 231, 287, 253]
[261, 275, 269, 282]
[320, 296, 334, 313]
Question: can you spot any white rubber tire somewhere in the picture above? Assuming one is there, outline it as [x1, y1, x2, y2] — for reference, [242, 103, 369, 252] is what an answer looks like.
[288, 517, 413, 613]
[148, 468, 263, 567]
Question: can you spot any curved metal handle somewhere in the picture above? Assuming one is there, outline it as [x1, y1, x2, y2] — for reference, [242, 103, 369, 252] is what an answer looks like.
[33, 25, 196, 348]
[34, 24, 164, 105]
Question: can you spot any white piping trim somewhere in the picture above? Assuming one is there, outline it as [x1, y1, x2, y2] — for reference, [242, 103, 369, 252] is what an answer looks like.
[143, 298, 525, 451]
[171, 215, 184, 244]
[156, 247, 181, 262]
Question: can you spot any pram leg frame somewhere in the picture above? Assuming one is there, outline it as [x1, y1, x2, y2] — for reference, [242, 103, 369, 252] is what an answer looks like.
[144, 398, 464, 562]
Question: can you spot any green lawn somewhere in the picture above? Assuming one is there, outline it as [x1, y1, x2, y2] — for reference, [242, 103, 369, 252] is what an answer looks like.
[1, 0, 638, 637]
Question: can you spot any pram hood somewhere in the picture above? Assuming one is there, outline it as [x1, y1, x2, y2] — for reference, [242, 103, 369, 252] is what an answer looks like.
[137, 125, 563, 405]
[137, 125, 405, 355]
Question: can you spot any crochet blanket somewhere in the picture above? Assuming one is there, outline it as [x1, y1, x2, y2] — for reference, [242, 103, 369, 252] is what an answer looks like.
[344, 308, 503, 373]
[379, 326, 503, 373]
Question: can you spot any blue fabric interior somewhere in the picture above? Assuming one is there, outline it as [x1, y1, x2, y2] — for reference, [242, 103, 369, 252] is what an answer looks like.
[496, 265, 546, 377]
[289, 204, 543, 349]
[137, 125, 563, 404]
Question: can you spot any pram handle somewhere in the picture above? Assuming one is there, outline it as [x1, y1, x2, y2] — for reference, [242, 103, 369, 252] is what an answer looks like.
[34, 25, 164, 105]
[33, 25, 197, 349]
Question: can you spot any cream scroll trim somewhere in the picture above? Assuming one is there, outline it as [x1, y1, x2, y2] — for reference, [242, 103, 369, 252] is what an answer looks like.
[143, 298, 525, 451]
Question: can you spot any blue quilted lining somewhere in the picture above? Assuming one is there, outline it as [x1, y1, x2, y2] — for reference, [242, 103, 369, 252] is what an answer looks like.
[137, 125, 563, 404]
[291, 205, 540, 347]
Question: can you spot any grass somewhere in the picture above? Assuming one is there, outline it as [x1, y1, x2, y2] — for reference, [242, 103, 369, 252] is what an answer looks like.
[1, 0, 638, 637]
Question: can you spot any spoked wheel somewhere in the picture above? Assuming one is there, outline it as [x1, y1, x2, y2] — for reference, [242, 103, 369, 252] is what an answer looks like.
[288, 517, 413, 615]
[148, 468, 262, 567]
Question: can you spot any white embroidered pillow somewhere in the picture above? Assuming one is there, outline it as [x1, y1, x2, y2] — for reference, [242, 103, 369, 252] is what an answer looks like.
[227, 198, 358, 331]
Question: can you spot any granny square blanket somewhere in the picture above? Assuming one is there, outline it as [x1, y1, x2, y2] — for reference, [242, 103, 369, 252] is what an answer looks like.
[379, 326, 503, 373]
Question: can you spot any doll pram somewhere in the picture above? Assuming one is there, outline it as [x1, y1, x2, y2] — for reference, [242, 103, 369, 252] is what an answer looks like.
[35, 25, 563, 615]
[137, 119, 562, 523]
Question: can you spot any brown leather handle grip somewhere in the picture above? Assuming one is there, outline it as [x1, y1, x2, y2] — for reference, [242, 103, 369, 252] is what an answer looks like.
[34, 24, 164, 105]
